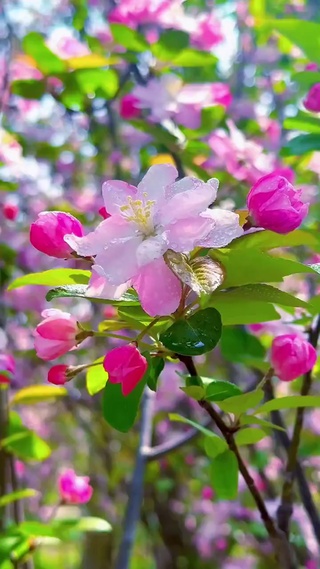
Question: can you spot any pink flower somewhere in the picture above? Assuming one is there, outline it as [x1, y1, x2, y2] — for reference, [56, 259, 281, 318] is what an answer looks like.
[247, 173, 309, 234]
[48, 364, 69, 385]
[58, 469, 93, 504]
[305, 63, 318, 72]
[201, 486, 214, 500]
[2, 203, 19, 221]
[34, 309, 78, 361]
[103, 344, 147, 396]
[65, 164, 243, 316]
[47, 30, 90, 59]
[303, 83, 320, 113]
[191, 13, 223, 50]
[30, 211, 84, 259]
[109, 0, 175, 27]
[271, 334, 317, 382]
[119, 94, 141, 120]
[0, 353, 15, 384]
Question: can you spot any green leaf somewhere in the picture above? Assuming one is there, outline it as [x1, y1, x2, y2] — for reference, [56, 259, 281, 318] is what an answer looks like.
[8, 269, 90, 291]
[231, 229, 319, 250]
[22, 32, 67, 74]
[240, 414, 286, 432]
[169, 414, 227, 456]
[292, 71, 320, 89]
[205, 380, 243, 402]
[86, 360, 108, 396]
[180, 385, 205, 400]
[0, 489, 38, 508]
[206, 298, 280, 325]
[55, 517, 112, 534]
[46, 284, 140, 304]
[218, 390, 264, 415]
[144, 355, 165, 392]
[256, 396, 320, 415]
[7, 412, 51, 462]
[169, 413, 216, 437]
[152, 30, 189, 61]
[0, 180, 19, 192]
[11, 79, 46, 99]
[172, 48, 217, 67]
[11, 385, 67, 405]
[210, 450, 238, 499]
[263, 19, 320, 64]
[74, 68, 119, 98]
[209, 283, 309, 310]
[165, 251, 225, 295]
[284, 112, 320, 134]
[211, 248, 315, 288]
[281, 134, 320, 157]
[221, 327, 265, 364]
[110, 24, 149, 51]
[203, 436, 228, 459]
[160, 308, 222, 356]
[235, 428, 267, 446]
[102, 377, 146, 432]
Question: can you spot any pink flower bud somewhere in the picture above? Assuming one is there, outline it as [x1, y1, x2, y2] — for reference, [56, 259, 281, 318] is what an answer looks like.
[58, 469, 93, 504]
[247, 173, 309, 234]
[119, 94, 141, 120]
[0, 353, 15, 384]
[305, 63, 318, 71]
[3, 203, 19, 221]
[201, 486, 214, 500]
[271, 334, 317, 382]
[303, 83, 320, 112]
[103, 344, 147, 396]
[48, 364, 69, 385]
[30, 211, 84, 259]
[34, 309, 78, 361]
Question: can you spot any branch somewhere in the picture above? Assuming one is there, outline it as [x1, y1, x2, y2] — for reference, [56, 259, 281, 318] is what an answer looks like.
[144, 418, 211, 462]
[277, 315, 320, 536]
[179, 355, 297, 569]
[115, 388, 155, 569]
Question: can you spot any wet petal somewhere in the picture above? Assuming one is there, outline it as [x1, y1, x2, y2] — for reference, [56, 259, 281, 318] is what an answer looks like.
[102, 180, 138, 215]
[136, 234, 168, 267]
[94, 237, 142, 285]
[137, 164, 178, 202]
[86, 266, 130, 299]
[198, 209, 243, 248]
[159, 179, 218, 225]
[133, 257, 182, 317]
[165, 216, 214, 252]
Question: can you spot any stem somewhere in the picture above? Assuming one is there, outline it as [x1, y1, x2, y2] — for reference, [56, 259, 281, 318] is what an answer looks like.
[115, 388, 155, 569]
[9, 456, 34, 569]
[0, 388, 9, 532]
[277, 315, 320, 536]
[135, 318, 161, 343]
[179, 355, 297, 569]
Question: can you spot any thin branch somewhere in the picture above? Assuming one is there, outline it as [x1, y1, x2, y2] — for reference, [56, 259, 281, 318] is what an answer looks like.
[277, 316, 320, 536]
[179, 354, 297, 569]
[115, 388, 155, 569]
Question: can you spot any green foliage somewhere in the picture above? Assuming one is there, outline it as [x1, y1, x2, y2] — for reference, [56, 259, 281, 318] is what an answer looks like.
[152, 30, 189, 60]
[281, 134, 320, 157]
[263, 19, 320, 64]
[284, 113, 320, 134]
[11, 79, 46, 100]
[256, 396, 320, 414]
[0, 489, 38, 508]
[240, 414, 286, 432]
[11, 385, 67, 405]
[22, 32, 67, 74]
[169, 414, 228, 457]
[110, 24, 149, 51]
[210, 450, 238, 499]
[86, 359, 108, 396]
[46, 284, 140, 304]
[5, 413, 51, 462]
[221, 327, 265, 364]
[8, 269, 90, 291]
[231, 229, 319, 250]
[144, 355, 165, 391]
[235, 427, 267, 446]
[217, 390, 264, 415]
[160, 308, 222, 356]
[73, 68, 119, 98]
[102, 377, 147, 432]
[204, 379, 243, 402]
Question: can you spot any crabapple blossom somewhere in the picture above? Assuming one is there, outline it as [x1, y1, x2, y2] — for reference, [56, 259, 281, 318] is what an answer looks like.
[303, 83, 320, 113]
[64, 164, 243, 316]
[247, 173, 309, 234]
[34, 309, 78, 361]
[103, 344, 148, 396]
[30, 211, 84, 259]
[58, 469, 93, 504]
[0, 353, 15, 384]
[271, 334, 317, 382]
[48, 364, 69, 385]
[2, 203, 19, 221]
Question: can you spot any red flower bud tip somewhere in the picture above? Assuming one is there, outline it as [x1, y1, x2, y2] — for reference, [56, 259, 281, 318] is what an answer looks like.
[247, 173, 308, 234]
[58, 469, 93, 504]
[271, 334, 317, 382]
[119, 94, 141, 120]
[98, 206, 111, 219]
[3, 203, 19, 221]
[0, 353, 15, 384]
[30, 211, 83, 258]
[304, 83, 320, 113]
[48, 365, 69, 385]
[103, 344, 147, 396]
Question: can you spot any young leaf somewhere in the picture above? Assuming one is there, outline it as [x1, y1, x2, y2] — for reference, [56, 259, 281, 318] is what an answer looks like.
[217, 390, 264, 415]
[11, 385, 67, 405]
[22, 32, 67, 74]
[205, 380, 242, 402]
[256, 395, 320, 415]
[46, 285, 139, 304]
[169, 413, 216, 438]
[180, 386, 205, 400]
[102, 378, 146, 432]
[203, 436, 228, 458]
[235, 428, 267, 446]
[240, 414, 286, 432]
[86, 360, 108, 396]
[8, 269, 90, 291]
[0, 489, 38, 508]
[210, 450, 238, 499]
[165, 251, 224, 295]
[110, 24, 149, 51]
[144, 355, 165, 392]
[160, 308, 222, 356]
[6, 412, 51, 462]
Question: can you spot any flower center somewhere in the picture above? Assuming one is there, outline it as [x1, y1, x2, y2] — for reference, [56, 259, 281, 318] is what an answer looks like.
[119, 193, 155, 235]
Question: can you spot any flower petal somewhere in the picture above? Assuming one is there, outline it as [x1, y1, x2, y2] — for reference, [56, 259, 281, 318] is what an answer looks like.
[136, 234, 168, 267]
[86, 265, 130, 299]
[133, 257, 182, 317]
[94, 237, 142, 284]
[64, 216, 137, 257]
[198, 209, 243, 248]
[165, 216, 214, 252]
[137, 164, 178, 202]
[159, 179, 218, 225]
[102, 180, 138, 215]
